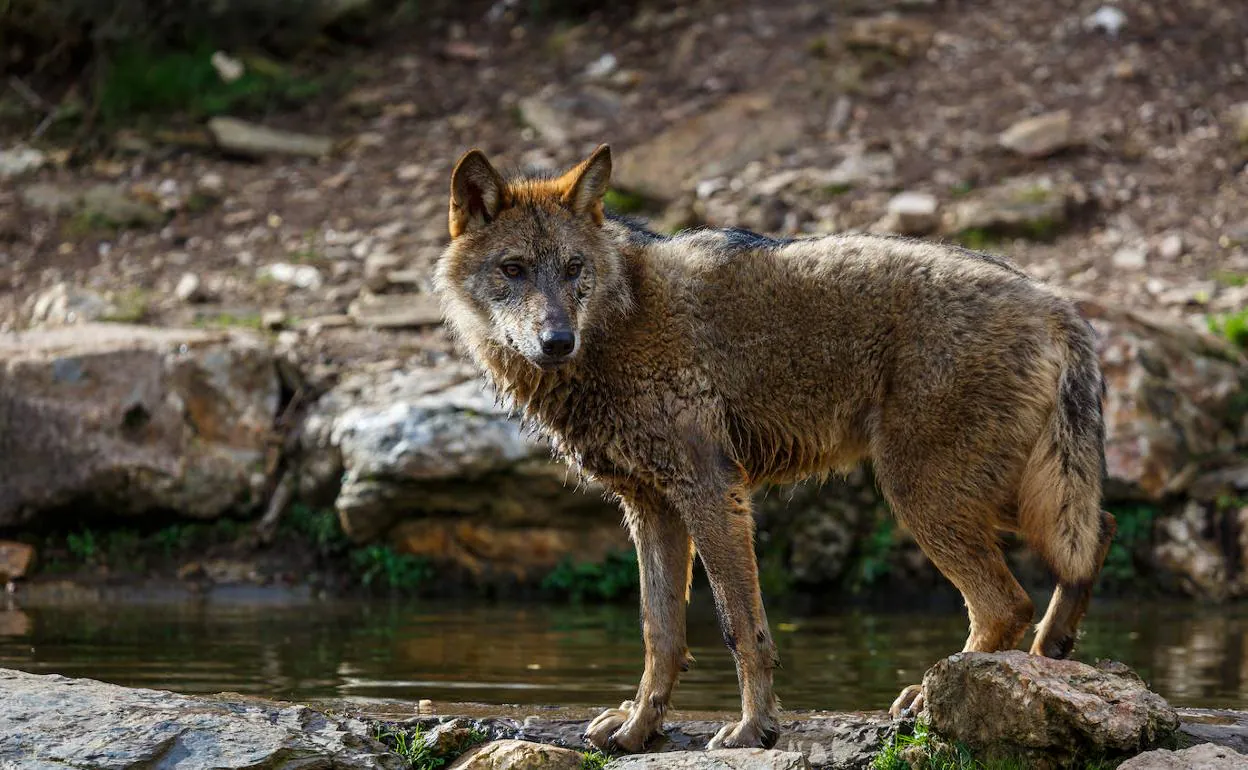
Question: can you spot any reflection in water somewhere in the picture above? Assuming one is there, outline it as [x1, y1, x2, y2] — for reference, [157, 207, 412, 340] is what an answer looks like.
[1, 594, 1245, 711]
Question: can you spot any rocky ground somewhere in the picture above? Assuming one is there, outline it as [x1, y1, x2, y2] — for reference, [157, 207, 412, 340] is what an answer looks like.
[1, 0, 1248, 599]
[4, 652, 1248, 769]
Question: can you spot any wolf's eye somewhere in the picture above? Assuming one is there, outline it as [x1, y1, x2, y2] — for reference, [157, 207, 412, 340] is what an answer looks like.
[565, 260, 583, 279]
[500, 262, 525, 279]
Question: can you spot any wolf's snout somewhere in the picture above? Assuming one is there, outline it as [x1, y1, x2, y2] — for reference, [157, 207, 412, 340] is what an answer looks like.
[540, 329, 576, 357]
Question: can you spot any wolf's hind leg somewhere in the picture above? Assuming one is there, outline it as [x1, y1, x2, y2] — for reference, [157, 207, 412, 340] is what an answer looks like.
[584, 487, 694, 753]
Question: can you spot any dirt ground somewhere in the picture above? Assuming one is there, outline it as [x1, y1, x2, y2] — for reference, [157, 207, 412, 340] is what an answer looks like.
[2, 0, 1247, 381]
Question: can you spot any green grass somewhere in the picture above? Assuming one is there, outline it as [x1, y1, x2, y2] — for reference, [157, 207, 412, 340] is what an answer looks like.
[1213, 270, 1248, 288]
[373, 726, 446, 770]
[870, 718, 1118, 769]
[1208, 309, 1248, 349]
[581, 750, 610, 770]
[541, 550, 639, 601]
[97, 44, 324, 126]
[192, 312, 264, 330]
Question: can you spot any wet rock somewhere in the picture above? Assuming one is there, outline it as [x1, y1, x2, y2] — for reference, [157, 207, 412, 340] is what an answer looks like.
[0, 146, 46, 178]
[28, 283, 111, 326]
[81, 183, 166, 228]
[1178, 708, 1248, 755]
[1119, 743, 1248, 769]
[875, 191, 938, 235]
[924, 652, 1179, 766]
[998, 110, 1073, 158]
[449, 740, 583, 770]
[0, 541, 35, 580]
[259, 262, 324, 290]
[0, 668, 404, 769]
[1076, 297, 1247, 501]
[209, 117, 333, 158]
[943, 176, 1069, 238]
[614, 93, 805, 200]
[0, 324, 279, 526]
[606, 749, 809, 770]
[347, 291, 442, 329]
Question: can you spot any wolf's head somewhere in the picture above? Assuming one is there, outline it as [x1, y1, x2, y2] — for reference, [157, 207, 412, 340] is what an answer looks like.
[435, 144, 632, 371]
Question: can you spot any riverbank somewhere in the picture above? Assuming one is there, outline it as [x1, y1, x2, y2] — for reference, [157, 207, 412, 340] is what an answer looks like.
[3, 655, 1247, 769]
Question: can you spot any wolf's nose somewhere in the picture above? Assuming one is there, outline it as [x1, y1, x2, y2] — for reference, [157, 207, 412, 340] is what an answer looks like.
[540, 329, 576, 357]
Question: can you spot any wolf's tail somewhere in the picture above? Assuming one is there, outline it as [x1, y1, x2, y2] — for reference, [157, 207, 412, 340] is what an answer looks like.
[1017, 308, 1111, 586]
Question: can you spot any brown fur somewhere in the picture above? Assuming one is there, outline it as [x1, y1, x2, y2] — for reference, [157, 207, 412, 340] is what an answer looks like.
[435, 145, 1113, 751]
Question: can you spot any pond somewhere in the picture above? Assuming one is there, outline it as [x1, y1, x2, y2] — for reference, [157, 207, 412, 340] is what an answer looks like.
[2, 590, 1246, 712]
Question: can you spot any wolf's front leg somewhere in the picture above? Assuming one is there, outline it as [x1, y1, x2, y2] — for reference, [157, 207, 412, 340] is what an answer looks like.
[673, 481, 781, 750]
[584, 487, 694, 753]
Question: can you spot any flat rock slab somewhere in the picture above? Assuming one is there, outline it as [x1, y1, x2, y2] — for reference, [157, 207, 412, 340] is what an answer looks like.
[1119, 742, 1248, 768]
[209, 117, 333, 158]
[0, 668, 404, 770]
[607, 748, 809, 770]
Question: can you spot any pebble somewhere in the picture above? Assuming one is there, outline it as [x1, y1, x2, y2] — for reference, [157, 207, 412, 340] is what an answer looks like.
[174, 272, 204, 303]
[1157, 232, 1185, 261]
[1111, 244, 1148, 270]
[259, 263, 324, 290]
[1084, 6, 1127, 37]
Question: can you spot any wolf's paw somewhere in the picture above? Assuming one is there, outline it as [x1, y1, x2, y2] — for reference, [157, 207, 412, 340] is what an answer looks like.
[889, 684, 925, 718]
[584, 701, 658, 754]
[706, 717, 780, 750]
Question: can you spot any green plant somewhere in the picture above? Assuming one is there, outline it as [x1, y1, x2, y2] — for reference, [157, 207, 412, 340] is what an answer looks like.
[350, 545, 433, 592]
[102, 288, 154, 324]
[542, 550, 639, 601]
[284, 504, 350, 554]
[373, 725, 446, 770]
[581, 750, 610, 770]
[1208, 309, 1248, 349]
[66, 530, 99, 563]
[871, 718, 1031, 770]
[849, 515, 897, 592]
[603, 188, 649, 215]
[1100, 503, 1161, 587]
[192, 312, 264, 330]
[954, 228, 997, 251]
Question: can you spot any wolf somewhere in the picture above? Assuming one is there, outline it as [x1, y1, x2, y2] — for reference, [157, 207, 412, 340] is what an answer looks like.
[434, 144, 1116, 752]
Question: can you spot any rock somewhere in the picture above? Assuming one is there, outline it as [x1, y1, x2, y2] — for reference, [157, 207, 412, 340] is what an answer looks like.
[20, 183, 81, 215]
[347, 291, 442, 328]
[81, 183, 166, 228]
[924, 652, 1179, 766]
[299, 362, 625, 570]
[0, 324, 279, 526]
[844, 14, 934, 59]
[1153, 501, 1232, 600]
[584, 53, 619, 80]
[825, 151, 897, 189]
[209, 117, 333, 158]
[197, 171, 226, 198]
[1085, 5, 1128, 37]
[1119, 743, 1248, 769]
[998, 110, 1073, 158]
[0, 541, 35, 580]
[449, 740, 583, 770]
[29, 283, 111, 326]
[0, 146, 46, 179]
[1222, 220, 1248, 248]
[260, 262, 324, 290]
[364, 252, 405, 292]
[875, 191, 939, 235]
[1075, 297, 1247, 501]
[1178, 708, 1248, 756]
[1112, 243, 1149, 270]
[517, 87, 623, 147]
[614, 92, 805, 200]
[1157, 232, 1185, 260]
[0, 668, 404, 769]
[211, 50, 244, 83]
[175, 272, 206, 303]
[607, 749, 809, 770]
[1229, 103, 1248, 145]
[261, 309, 288, 330]
[943, 177, 1069, 238]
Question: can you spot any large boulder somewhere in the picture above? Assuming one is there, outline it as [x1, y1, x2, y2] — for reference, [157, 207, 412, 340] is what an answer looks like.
[923, 652, 1179, 767]
[300, 361, 627, 579]
[0, 324, 279, 526]
[0, 668, 404, 769]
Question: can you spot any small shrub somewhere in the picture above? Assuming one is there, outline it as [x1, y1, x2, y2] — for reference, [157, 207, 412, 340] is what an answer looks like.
[849, 515, 897, 592]
[350, 545, 433, 592]
[581, 750, 610, 770]
[66, 529, 98, 563]
[284, 504, 350, 554]
[542, 550, 638, 601]
[373, 725, 445, 770]
[1100, 503, 1161, 588]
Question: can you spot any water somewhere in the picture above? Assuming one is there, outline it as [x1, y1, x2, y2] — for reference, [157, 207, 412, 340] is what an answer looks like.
[2, 592, 1246, 712]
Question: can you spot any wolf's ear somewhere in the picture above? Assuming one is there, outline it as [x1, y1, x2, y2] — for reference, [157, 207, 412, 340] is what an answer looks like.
[449, 149, 506, 238]
[561, 144, 612, 225]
